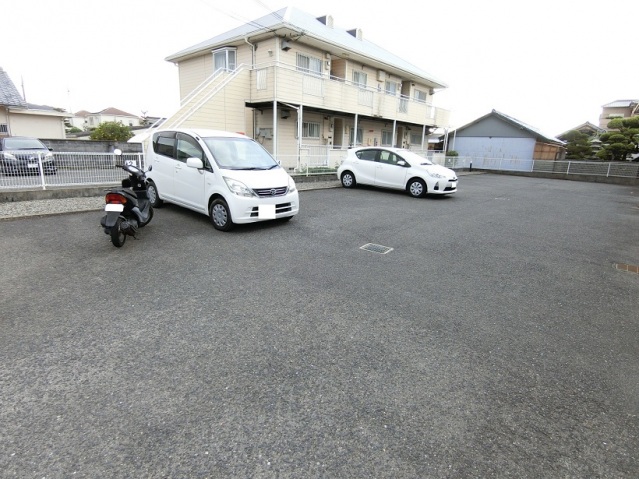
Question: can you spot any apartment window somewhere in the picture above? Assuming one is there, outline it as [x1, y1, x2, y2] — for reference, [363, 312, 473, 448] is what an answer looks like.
[352, 71, 367, 88]
[296, 53, 322, 76]
[349, 127, 363, 146]
[0, 124, 8, 134]
[385, 81, 397, 96]
[256, 69, 267, 90]
[414, 89, 427, 103]
[303, 121, 320, 138]
[213, 48, 237, 72]
[381, 130, 393, 146]
[410, 133, 422, 145]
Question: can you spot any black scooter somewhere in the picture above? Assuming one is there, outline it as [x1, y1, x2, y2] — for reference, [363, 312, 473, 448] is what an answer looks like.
[100, 149, 154, 247]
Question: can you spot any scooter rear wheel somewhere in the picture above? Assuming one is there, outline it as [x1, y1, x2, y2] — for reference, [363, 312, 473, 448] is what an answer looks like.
[110, 217, 126, 247]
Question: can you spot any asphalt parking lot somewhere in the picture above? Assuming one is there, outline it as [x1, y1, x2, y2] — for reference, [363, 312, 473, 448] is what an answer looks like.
[1, 174, 638, 478]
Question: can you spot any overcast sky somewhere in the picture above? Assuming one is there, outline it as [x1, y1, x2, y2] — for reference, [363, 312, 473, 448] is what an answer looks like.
[2, 0, 638, 136]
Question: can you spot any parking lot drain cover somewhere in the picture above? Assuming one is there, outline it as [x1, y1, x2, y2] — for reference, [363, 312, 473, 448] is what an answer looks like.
[361, 243, 393, 254]
[614, 263, 639, 274]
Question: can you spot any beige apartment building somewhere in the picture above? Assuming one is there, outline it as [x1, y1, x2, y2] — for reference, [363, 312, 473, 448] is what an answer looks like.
[599, 100, 639, 130]
[157, 7, 450, 170]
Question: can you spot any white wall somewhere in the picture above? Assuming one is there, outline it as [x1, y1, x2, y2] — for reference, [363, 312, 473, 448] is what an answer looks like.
[9, 113, 67, 138]
[452, 137, 535, 160]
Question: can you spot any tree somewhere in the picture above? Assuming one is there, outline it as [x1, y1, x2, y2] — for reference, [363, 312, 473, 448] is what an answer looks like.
[563, 130, 594, 160]
[596, 116, 639, 161]
[89, 121, 133, 141]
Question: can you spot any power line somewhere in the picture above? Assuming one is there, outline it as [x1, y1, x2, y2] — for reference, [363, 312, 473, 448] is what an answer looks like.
[194, 0, 283, 33]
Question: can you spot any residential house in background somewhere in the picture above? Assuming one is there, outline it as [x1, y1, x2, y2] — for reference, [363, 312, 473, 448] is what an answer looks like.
[71, 107, 142, 131]
[154, 6, 450, 170]
[556, 121, 605, 139]
[445, 110, 565, 166]
[0, 67, 69, 139]
[599, 100, 639, 130]
[556, 121, 605, 157]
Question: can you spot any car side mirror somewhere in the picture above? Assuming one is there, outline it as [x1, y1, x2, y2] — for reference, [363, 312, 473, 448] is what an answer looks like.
[397, 160, 407, 166]
[186, 157, 204, 169]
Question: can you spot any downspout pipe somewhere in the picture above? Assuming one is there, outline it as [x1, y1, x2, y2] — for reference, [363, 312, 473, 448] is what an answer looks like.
[244, 37, 255, 67]
[392, 119, 397, 147]
[280, 102, 302, 170]
[245, 37, 256, 139]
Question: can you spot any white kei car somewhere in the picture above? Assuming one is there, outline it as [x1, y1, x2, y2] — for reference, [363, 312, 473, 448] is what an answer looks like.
[145, 129, 299, 231]
[337, 147, 458, 197]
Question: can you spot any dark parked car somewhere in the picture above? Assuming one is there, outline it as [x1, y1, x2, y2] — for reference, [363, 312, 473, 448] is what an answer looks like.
[0, 136, 57, 175]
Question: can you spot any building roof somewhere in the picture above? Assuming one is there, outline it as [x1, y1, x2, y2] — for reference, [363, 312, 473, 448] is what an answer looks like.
[75, 107, 139, 118]
[14, 103, 71, 118]
[166, 6, 447, 90]
[556, 121, 605, 139]
[602, 100, 639, 108]
[97, 107, 139, 117]
[0, 67, 27, 108]
[452, 109, 565, 145]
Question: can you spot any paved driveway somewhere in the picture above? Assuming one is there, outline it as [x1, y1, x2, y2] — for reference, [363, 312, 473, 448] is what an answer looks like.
[1, 174, 638, 478]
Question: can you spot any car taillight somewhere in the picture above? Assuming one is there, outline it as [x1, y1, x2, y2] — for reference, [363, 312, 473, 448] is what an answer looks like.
[105, 193, 127, 204]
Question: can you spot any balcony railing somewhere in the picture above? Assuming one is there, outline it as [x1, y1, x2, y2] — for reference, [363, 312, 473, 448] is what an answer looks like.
[250, 62, 450, 127]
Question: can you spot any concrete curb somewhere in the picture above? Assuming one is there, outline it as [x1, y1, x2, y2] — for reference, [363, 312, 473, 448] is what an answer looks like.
[0, 171, 480, 220]
[0, 179, 342, 220]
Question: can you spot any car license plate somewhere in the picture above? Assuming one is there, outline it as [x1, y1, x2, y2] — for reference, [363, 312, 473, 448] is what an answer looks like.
[105, 204, 124, 212]
[258, 204, 275, 219]
[28, 163, 38, 168]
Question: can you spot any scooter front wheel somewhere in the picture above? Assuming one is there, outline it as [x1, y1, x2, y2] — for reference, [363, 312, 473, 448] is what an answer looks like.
[110, 217, 126, 247]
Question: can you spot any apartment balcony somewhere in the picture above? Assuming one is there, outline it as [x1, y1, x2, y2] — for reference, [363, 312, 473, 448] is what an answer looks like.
[249, 62, 450, 128]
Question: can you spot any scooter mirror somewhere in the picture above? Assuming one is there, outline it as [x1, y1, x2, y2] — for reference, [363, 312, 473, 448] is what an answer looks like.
[113, 148, 123, 156]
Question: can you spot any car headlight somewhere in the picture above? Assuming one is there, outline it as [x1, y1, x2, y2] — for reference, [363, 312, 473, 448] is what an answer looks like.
[288, 176, 297, 193]
[4, 153, 16, 161]
[44, 152, 54, 161]
[426, 171, 446, 179]
[224, 177, 257, 197]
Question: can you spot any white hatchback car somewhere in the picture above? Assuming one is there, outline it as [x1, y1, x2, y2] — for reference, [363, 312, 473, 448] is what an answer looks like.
[145, 129, 299, 231]
[337, 147, 457, 197]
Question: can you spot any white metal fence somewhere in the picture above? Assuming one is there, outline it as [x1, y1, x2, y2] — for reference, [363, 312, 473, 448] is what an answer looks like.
[1, 151, 637, 190]
[433, 156, 639, 179]
[0, 152, 145, 190]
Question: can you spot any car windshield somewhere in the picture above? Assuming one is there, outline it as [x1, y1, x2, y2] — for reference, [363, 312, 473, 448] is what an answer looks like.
[202, 137, 279, 170]
[401, 151, 434, 166]
[3, 138, 47, 150]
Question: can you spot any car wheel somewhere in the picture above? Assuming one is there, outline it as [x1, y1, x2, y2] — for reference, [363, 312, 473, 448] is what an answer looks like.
[110, 218, 127, 247]
[341, 171, 356, 188]
[209, 198, 234, 231]
[407, 178, 426, 198]
[147, 181, 163, 207]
